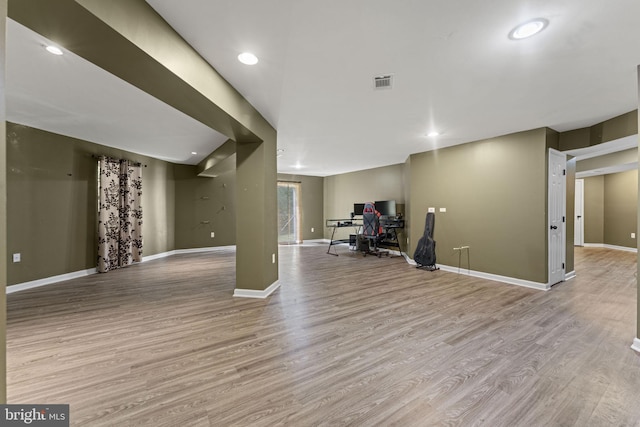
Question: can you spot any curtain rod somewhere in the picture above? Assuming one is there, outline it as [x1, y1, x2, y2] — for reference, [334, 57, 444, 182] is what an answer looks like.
[92, 154, 147, 167]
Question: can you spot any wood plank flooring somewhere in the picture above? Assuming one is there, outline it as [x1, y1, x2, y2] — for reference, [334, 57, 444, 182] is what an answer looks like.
[6, 245, 640, 426]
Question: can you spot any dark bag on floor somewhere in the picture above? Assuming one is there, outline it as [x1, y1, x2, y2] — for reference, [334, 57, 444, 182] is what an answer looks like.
[414, 212, 436, 268]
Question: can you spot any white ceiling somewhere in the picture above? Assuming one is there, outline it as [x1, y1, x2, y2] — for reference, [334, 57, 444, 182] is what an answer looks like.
[5, 1, 640, 176]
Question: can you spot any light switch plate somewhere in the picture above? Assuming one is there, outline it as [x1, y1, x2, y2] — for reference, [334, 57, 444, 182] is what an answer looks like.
[13, 253, 20, 263]
[428, 207, 435, 213]
[439, 207, 447, 213]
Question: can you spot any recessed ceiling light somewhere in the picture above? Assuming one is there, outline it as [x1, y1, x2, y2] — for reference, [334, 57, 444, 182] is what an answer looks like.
[45, 45, 63, 55]
[238, 52, 258, 65]
[293, 163, 303, 169]
[509, 18, 549, 40]
[191, 152, 197, 155]
[427, 131, 440, 138]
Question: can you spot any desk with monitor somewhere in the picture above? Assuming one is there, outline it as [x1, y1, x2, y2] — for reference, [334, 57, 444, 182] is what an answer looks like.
[326, 200, 404, 256]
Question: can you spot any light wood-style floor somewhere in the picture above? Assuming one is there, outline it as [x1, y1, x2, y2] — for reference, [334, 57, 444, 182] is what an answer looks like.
[7, 245, 640, 426]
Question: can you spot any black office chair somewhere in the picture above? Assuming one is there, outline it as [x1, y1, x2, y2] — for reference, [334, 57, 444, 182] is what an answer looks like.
[361, 202, 388, 257]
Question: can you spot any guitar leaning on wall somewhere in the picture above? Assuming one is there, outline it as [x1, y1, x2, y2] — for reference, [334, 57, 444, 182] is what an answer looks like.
[413, 212, 439, 271]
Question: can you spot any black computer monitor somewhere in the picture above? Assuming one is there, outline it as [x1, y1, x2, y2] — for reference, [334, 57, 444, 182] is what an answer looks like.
[374, 200, 396, 217]
[353, 203, 365, 216]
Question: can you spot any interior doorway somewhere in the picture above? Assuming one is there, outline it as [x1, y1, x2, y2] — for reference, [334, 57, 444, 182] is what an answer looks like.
[277, 181, 302, 244]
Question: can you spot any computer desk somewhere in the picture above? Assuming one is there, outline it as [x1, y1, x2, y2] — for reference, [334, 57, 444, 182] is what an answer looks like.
[378, 218, 405, 255]
[325, 219, 362, 256]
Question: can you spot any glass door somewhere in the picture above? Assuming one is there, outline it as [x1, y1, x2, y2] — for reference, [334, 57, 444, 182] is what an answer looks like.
[277, 181, 302, 244]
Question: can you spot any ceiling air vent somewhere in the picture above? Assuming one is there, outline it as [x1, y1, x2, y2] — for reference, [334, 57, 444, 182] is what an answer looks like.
[373, 74, 393, 90]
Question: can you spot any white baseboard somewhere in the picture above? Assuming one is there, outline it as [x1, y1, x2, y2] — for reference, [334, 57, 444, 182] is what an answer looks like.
[565, 270, 576, 281]
[174, 245, 236, 255]
[632, 338, 640, 353]
[7, 268, 97, 294]
[142, 250, 176, 262]
[436, 263, 550, 291]
[583, 243, 637, 253]
[234, 280, 281, 299]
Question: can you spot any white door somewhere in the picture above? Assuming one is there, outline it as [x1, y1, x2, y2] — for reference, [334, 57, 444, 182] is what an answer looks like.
[548, 149, 566, 286]
[574, 179, 584, 246]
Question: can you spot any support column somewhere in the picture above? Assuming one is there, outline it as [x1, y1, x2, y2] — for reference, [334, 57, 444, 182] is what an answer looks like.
[635, 66, 640, 353]
[234, 139, 279, 297]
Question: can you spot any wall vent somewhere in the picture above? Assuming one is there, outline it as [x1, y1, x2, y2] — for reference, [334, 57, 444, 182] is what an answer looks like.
[373, 74, 393, 89]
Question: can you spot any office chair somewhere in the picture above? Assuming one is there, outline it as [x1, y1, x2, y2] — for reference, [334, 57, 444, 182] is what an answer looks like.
[361, 202, 388, 257]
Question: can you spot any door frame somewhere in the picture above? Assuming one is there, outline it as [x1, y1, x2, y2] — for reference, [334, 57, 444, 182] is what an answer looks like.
[277, 180, 302, 244]
[548, 148, 566, 287]
[574, 178, 584, 246]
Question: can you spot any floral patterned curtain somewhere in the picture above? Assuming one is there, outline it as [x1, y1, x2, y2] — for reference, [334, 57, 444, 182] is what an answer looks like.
[97, 157, 143, 273]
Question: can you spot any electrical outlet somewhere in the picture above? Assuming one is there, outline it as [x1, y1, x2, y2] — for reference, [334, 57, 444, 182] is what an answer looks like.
[632, 233, 636, 239]
[13, 253, 20, 263]
[272, 253, 276, 264]
[439, 207, 447, 213]
[210, 232, 215, 238]
[311, 227, 315, 233]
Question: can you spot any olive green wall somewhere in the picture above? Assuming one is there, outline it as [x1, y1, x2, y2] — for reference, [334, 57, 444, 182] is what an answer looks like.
[583, 171, 638, 249]
[323, 164, 405, 241]
[6, 123, 176, 286]
[174, 165, 236, 249]
[409, 128, 548, 284]
[278, 174, 324, 242]
[559, 110, 638, 150]
[604, 170, 638, 248]
[583, 176, 605, 244]
[0, 0, 7, 403]
[403, 156, 412, 252]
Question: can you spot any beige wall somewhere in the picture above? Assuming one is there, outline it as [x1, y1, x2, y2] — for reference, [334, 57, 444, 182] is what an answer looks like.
[278, 174, 324, 242]
[323, 164, 405, 241]
[409, 128, 549, 284]
[583, 176, 605, 244]
[6, 123, 176, 285]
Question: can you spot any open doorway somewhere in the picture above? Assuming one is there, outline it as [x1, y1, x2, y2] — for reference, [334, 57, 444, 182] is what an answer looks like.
[277, 181, 302, 244]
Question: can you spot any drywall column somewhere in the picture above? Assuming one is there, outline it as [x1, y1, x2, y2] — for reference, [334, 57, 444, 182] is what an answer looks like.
[9, 0, 278, 294]
[0, 0, 7, 402]
[236, 141, 279, 293]
[636, 67, 640, 352]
